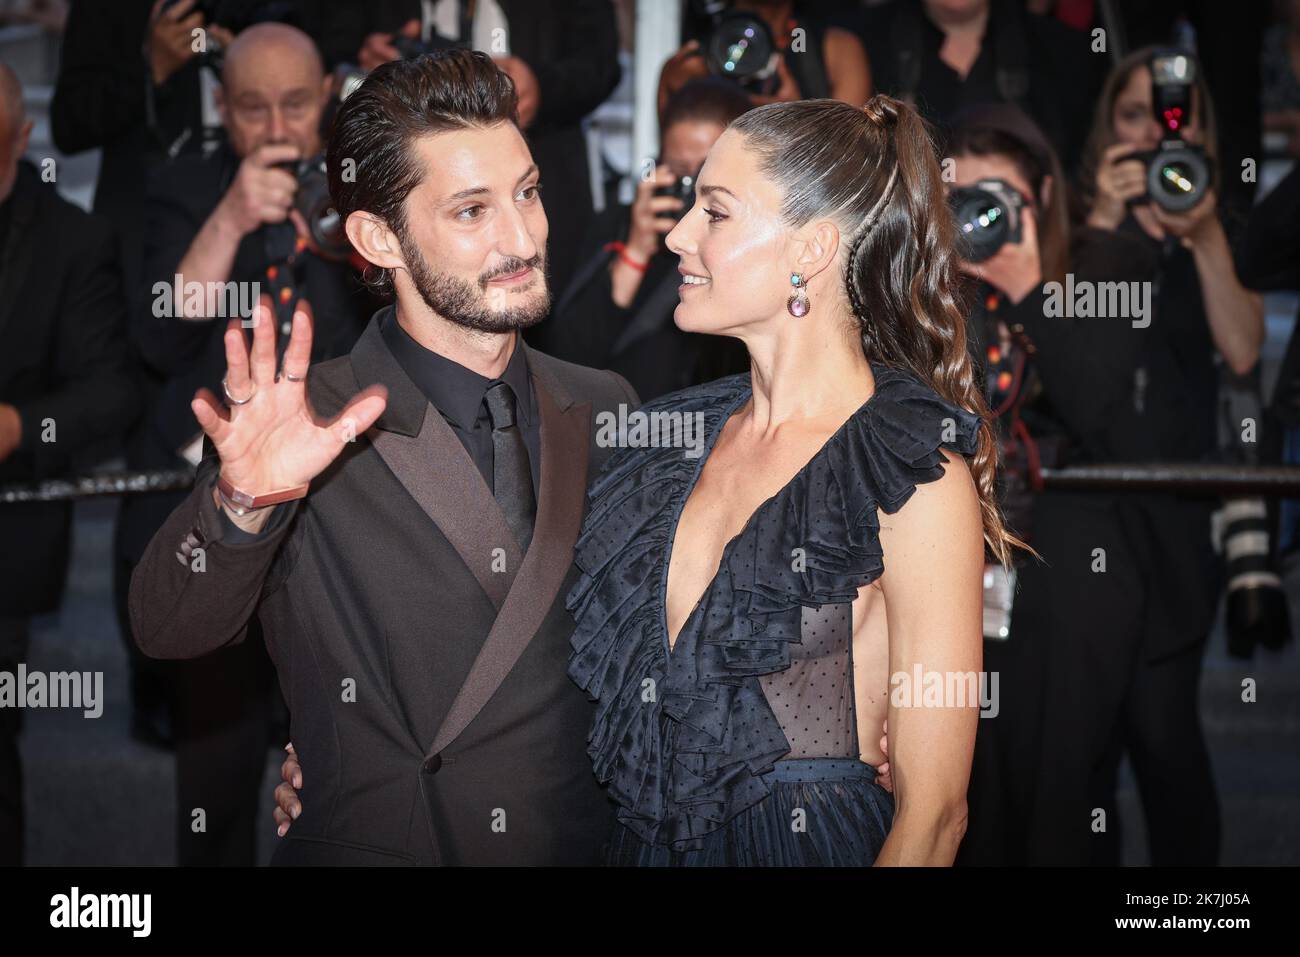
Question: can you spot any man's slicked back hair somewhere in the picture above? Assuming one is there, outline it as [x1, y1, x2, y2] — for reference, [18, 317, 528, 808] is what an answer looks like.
[327, 49, 519, 294]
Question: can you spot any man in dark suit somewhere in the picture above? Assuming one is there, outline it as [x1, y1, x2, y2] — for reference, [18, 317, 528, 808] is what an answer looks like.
[0, 64, 141, 865]
[129, 50, 635, 864]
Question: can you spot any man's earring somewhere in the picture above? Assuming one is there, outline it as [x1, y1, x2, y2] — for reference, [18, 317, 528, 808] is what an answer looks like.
[787, 273, 810, 317]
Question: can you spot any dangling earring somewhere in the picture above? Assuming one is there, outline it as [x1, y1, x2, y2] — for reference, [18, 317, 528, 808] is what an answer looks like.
[787, 272, 810, 318]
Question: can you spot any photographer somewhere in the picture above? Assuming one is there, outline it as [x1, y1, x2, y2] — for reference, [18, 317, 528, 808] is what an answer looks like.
[117, 22, 370, 866]
[658, 0, 870, 115]
[1080, 47, 1263, 376]
[972, 47, 1264, 866]
[941, 104, 1175, 866]
[944, 105, 1153, 545]
[539, 78, 750, 400]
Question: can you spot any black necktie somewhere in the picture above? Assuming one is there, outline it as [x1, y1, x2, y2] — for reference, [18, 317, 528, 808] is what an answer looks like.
[483, 380, 536, 552]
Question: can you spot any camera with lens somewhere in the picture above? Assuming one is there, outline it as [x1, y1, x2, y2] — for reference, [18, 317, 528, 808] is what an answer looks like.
[270, 154, 350, 261]
[948, 178, 1026, 263]
[654, 173, 696, 222]
[1132, 49, 1214, 213]
[692, 1, 780, 94]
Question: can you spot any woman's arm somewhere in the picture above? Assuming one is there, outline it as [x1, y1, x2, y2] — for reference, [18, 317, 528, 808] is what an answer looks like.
[1190, 223, 1265, 375]
[873, 450, 984, 866]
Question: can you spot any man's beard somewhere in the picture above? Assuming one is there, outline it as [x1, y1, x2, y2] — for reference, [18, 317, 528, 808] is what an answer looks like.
[398, 228, 550, 334]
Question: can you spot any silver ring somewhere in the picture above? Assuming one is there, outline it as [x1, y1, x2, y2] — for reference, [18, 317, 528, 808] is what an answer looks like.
[222, 375, 255, 406]
[284, 371, 306, 382]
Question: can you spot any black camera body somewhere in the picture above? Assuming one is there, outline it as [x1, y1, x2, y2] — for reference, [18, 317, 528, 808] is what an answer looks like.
[654, 173, 697, 222]
[1136, 49, 1214, 212]
[272, 154, 350, 261]
[948, 178, 1026, 263]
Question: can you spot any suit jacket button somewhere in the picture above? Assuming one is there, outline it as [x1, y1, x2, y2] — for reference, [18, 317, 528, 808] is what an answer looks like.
[422, 754, 442, 774]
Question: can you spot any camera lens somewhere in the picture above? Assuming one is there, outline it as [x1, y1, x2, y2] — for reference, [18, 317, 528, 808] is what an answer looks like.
[1156, 161, 1195, 195]
[707, 13, 773, 82]
[949, 187, 1011, 263]
[293, 157, 351, 260]
[1145, 146, 1209, 212]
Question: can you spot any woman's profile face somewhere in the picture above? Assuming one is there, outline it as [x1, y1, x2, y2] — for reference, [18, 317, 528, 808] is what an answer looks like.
[664, 129, 799, 335]
[1111, 64, 1204, 150]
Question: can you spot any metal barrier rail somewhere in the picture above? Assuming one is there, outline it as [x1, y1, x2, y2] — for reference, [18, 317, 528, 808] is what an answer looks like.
[4, 464, 1300, 504]
[1039, 464, 1300, 496]
[0, 470, 196, 504]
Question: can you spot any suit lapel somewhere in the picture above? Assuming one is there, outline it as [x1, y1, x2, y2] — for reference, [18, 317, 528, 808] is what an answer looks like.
[349, 318, 593, 758]
[353, 314, 523, 609]
[370, 406, 522, 610]
[427, 357, 591, 757]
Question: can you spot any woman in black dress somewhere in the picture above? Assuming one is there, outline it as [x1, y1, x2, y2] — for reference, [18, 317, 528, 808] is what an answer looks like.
[566, 95, 1021, 866]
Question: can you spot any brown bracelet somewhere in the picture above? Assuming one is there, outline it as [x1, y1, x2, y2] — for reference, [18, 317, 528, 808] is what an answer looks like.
[217, 474, 310, 515]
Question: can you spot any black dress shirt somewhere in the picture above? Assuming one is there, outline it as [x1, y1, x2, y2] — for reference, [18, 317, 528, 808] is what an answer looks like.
[379, 308, 541, 496]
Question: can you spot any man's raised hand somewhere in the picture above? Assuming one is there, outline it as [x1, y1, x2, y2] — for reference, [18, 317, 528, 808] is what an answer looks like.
[191, 296, 387, 508]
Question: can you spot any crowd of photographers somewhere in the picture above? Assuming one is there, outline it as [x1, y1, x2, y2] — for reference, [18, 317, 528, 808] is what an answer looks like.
[1, 0, 1298, 867]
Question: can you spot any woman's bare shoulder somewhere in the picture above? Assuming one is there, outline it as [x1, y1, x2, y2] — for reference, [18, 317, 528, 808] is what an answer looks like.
[878, 448, 982, 581]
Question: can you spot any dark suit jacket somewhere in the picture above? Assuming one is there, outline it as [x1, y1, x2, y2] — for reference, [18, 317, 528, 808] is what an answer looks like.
[0, 162, 140, 616]
[129, 313, 638, 864]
